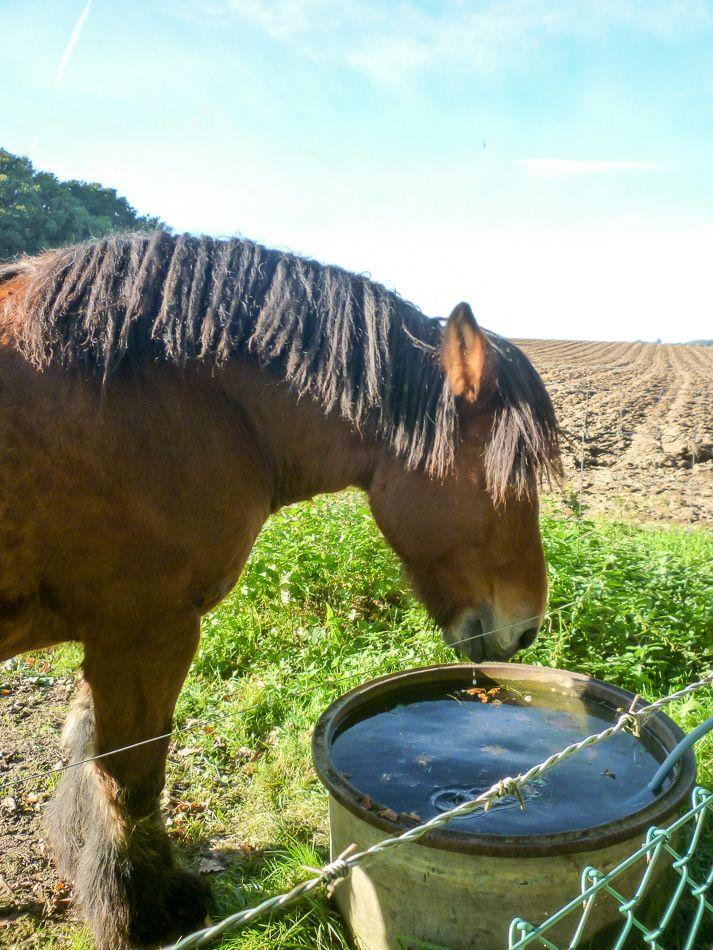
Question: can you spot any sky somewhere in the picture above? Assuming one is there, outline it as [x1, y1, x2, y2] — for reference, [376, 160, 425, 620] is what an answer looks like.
[2, 0, 712, 342]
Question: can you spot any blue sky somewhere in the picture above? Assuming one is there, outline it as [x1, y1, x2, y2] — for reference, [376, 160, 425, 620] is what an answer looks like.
[3, 0, 712, 341]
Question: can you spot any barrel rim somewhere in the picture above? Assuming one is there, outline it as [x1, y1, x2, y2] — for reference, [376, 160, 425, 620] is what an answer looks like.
[311, 662, 697, 857]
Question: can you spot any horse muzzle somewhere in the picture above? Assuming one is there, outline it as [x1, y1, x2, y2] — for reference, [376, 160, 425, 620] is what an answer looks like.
[444, 608, 541, 662]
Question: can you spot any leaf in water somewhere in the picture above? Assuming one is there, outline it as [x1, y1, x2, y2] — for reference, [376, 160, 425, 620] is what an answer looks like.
[480, 744, 507, 756]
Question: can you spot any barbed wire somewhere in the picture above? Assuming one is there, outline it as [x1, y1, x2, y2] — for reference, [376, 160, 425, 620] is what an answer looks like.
[165, 670, 713, 949]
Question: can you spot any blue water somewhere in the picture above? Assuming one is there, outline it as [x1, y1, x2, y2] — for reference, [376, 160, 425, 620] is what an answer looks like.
[329, 687, 667, 836]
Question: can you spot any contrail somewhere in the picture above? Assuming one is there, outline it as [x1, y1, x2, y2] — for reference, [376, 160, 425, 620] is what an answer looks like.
[55, 0, 94, 86]
[184, 107, 209, 132]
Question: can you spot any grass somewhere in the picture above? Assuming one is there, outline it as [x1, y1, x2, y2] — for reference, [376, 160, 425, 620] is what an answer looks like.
[6, 491, 713, 948]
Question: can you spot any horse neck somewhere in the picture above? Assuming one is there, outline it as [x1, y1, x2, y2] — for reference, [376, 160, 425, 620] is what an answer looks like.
[220, 359, 378, 509]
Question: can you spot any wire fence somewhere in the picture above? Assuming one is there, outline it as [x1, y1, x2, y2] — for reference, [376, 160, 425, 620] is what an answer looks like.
[508, 785, 713, 949]
[163, 670, 713, 950]
[0, 583, 603, 798]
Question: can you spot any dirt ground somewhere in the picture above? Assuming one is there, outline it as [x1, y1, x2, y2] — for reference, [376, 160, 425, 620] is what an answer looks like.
[0, 672, 78, 947]
[516, 339, 713, 524]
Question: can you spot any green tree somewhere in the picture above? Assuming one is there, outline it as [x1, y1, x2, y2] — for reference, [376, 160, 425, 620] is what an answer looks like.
[0, 148, 166, 260]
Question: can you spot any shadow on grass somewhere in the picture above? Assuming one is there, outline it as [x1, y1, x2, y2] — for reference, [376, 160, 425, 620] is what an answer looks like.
[175, 835, 349, 949]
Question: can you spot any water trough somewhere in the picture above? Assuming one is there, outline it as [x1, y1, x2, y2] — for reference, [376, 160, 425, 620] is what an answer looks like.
[312, 663, 697, 949]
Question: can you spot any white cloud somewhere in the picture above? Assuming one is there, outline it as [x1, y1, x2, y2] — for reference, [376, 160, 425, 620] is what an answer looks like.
[515, 159, 666, 178]
[313, 225, 713, 344]
[185, 0, 713, 82]
[55, 0, 94, 86]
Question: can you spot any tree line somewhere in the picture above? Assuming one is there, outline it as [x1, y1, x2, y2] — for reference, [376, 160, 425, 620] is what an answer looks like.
[0, 148, 165, 260]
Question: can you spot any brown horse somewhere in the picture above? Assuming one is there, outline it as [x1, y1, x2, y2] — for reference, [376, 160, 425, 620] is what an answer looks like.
[0, 232, 559, 948]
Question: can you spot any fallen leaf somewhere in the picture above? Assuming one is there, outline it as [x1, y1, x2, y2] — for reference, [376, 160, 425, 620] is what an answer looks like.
[174, 800, 205, 814]
[198, 856, 227, 875]
[378, 808, 398, 822]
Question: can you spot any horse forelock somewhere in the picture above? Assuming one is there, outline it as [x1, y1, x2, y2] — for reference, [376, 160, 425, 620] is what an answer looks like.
[482, 333, 562, 502]
[2, 232, 560, 492]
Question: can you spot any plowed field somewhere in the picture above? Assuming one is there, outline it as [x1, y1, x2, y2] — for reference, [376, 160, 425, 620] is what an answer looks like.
[515, 340, 713, 524]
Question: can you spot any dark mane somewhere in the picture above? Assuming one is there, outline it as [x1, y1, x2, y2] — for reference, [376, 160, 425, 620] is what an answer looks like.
[0, 232, 560, 496]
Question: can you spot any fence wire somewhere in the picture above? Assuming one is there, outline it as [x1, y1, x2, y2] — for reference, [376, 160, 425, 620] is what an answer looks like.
[164, 671, 713, 950]
[509, 785, 713, 949]
[0, 582, 603, 797]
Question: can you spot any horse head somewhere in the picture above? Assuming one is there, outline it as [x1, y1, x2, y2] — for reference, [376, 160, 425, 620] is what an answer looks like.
[369, 302, 558, 662]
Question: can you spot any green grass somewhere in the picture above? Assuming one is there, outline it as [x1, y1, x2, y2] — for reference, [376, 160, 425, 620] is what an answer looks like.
[11, 492, 713, 948]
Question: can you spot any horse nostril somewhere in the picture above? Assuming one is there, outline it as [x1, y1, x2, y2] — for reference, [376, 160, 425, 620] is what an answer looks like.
[519, 627, 538, 650]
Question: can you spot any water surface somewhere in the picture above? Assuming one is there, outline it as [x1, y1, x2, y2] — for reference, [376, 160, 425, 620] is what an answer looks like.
[330, 684, 667, 836]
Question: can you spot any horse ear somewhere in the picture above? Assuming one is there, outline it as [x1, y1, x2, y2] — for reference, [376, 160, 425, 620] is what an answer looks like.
[442, 302, 492, 401]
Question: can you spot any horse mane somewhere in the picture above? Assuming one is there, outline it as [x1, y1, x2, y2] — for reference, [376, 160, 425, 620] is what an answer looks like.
[0, 232, 560, 496]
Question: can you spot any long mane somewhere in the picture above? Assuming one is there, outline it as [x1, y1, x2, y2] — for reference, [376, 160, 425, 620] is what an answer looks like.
[0, 232, 560, 496]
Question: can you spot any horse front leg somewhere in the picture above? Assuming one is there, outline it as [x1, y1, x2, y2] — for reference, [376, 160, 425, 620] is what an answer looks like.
[46, 613, 207, 948]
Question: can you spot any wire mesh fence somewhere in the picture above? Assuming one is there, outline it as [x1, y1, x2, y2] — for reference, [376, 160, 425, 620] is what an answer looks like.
[509, 786, 713, 949]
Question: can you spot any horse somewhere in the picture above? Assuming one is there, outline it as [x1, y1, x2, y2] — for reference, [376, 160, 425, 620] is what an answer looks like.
[0, 231, 560, 948]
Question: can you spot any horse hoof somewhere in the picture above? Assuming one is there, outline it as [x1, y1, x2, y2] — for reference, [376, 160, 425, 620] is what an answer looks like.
[85, 868, 210, 949]
[128, 870, 211, 947]
[165, 869, 212, 933]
